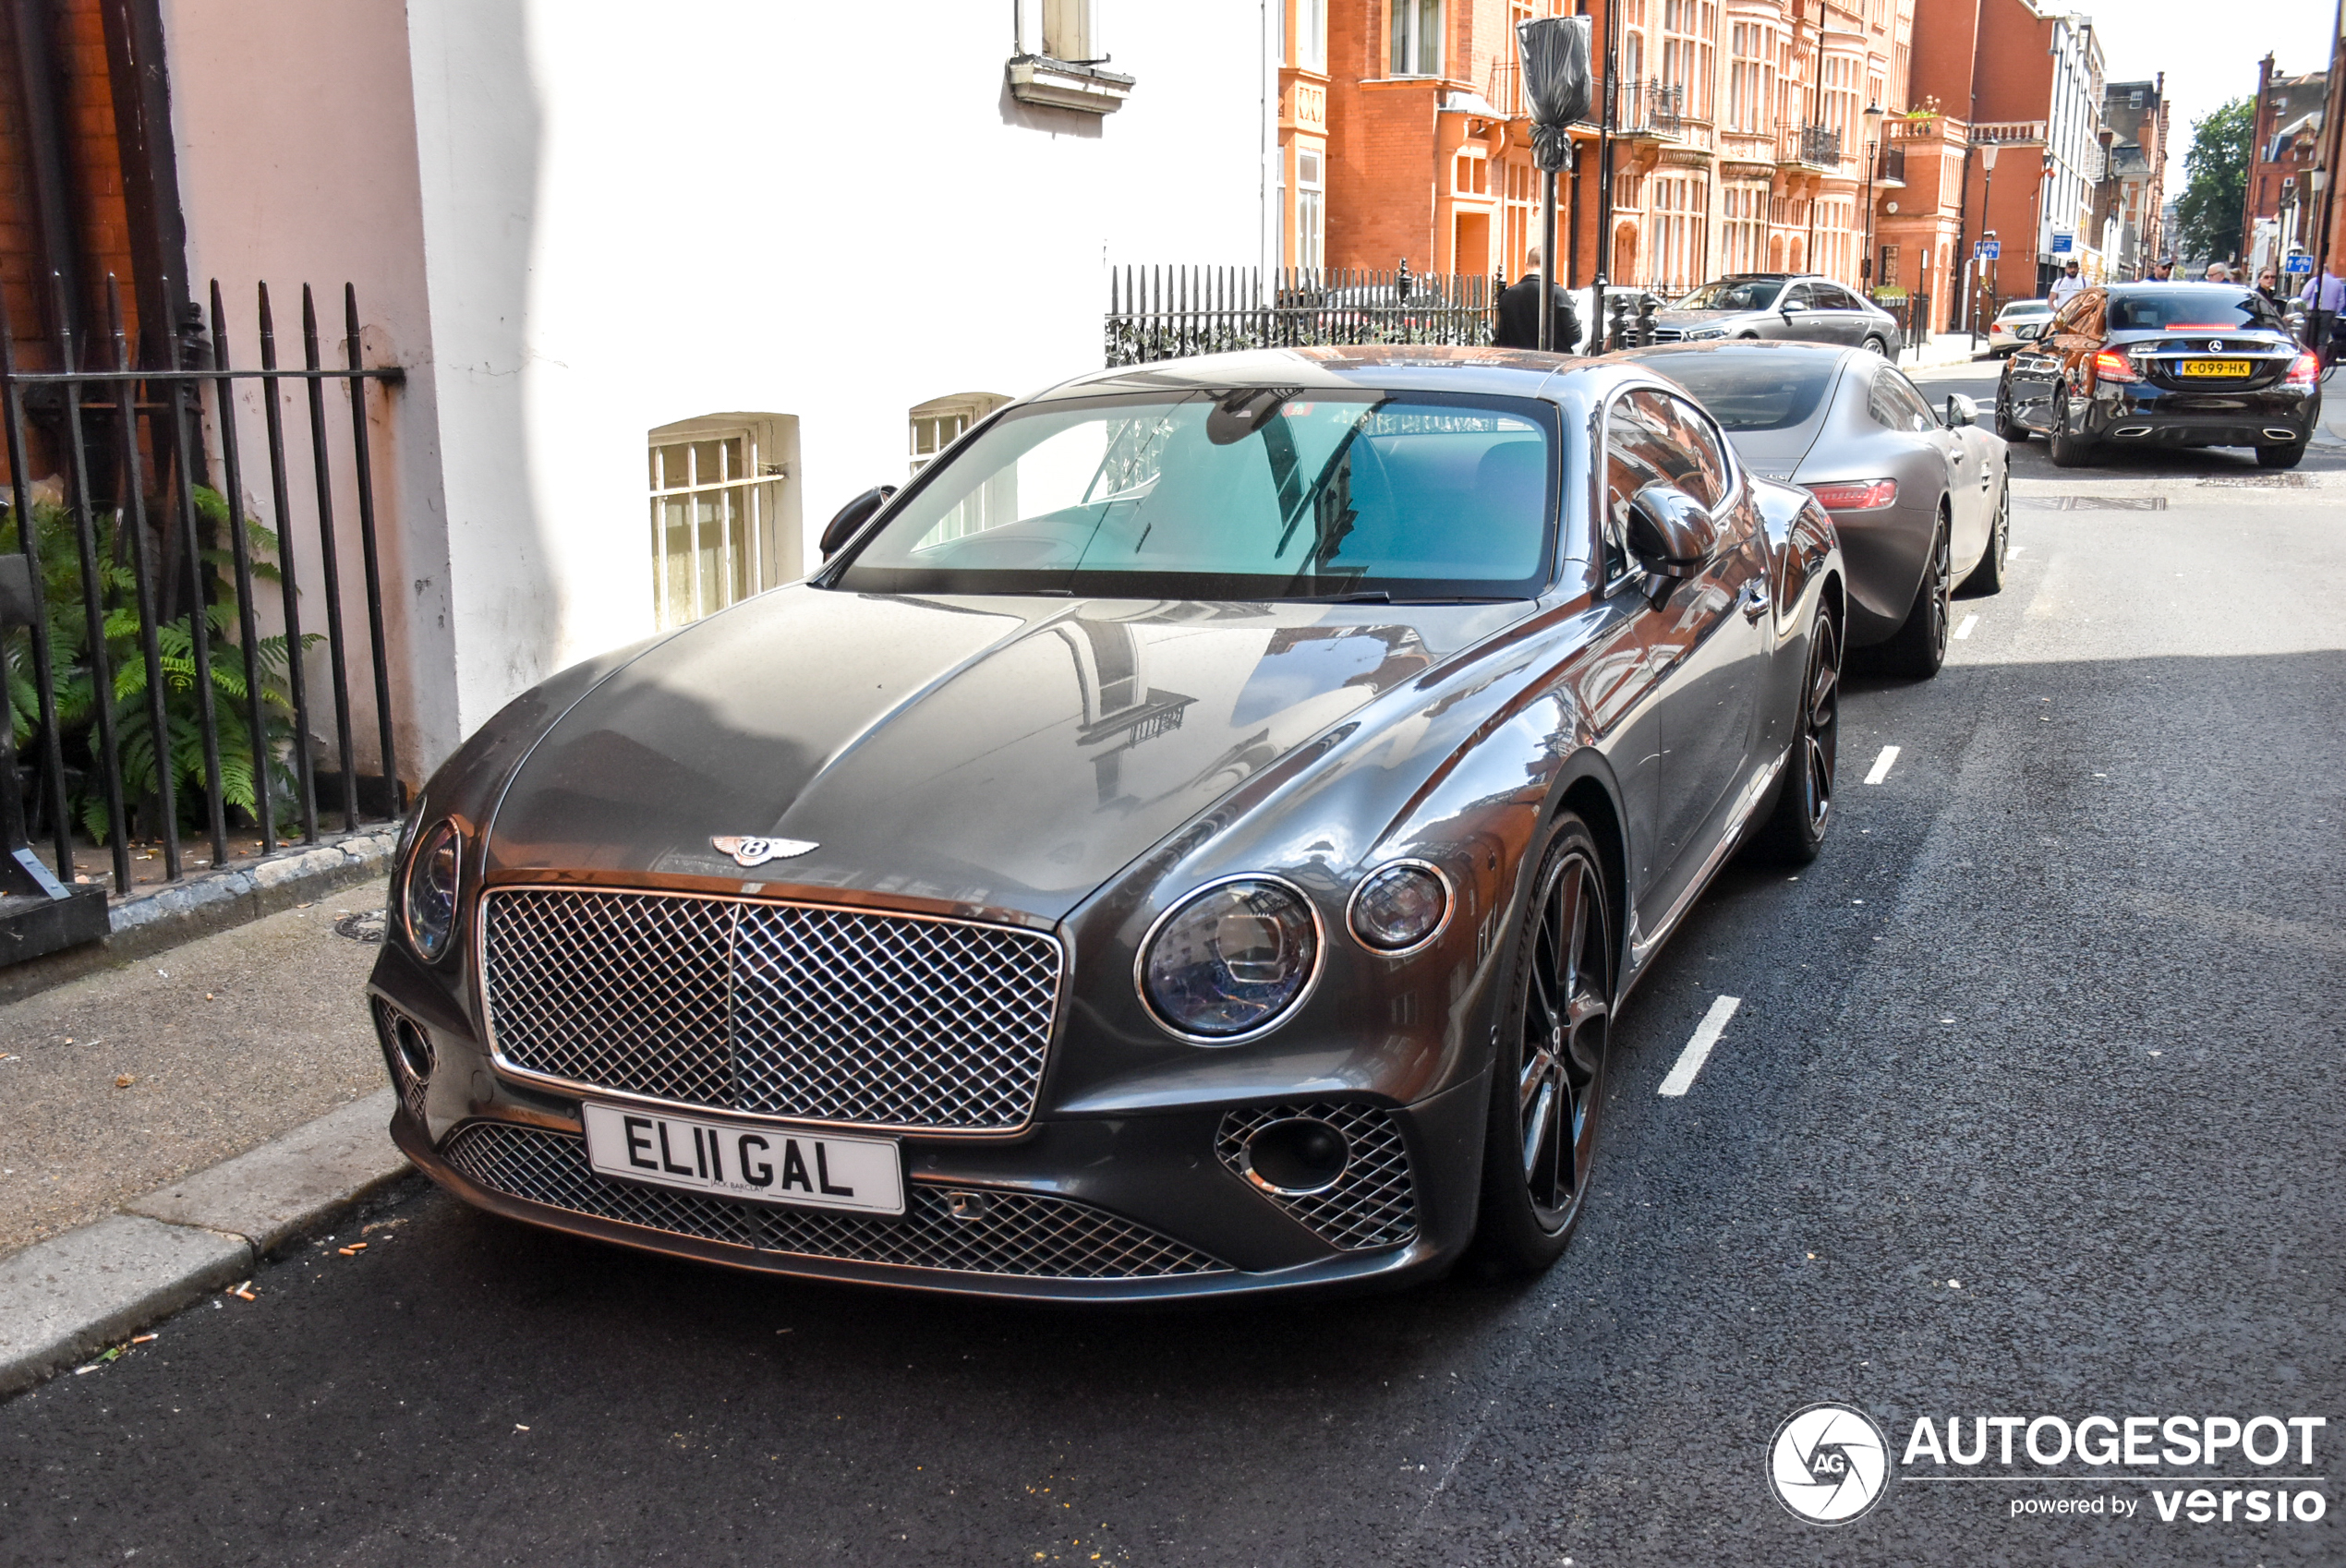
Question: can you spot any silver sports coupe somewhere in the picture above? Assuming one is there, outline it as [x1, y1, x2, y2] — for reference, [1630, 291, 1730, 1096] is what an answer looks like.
[1626, 342, 2009, 677]
[369, 346, 1844, 1302]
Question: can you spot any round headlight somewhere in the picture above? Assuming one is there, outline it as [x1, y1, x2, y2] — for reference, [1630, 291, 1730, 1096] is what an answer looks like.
[402, 821, 462, 960]
[1348, 861, 1451, 953]
[1138, 877, 1321, 1042]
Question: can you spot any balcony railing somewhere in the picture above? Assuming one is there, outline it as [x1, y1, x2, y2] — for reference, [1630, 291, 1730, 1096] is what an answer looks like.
[1782, 124, 1842, 168]
[1879, 144, 1906, 184]
[1617, 78, 1687, 137]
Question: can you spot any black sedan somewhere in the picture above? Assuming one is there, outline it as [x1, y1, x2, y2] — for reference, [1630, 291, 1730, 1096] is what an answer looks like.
[369, 347, 1844, 1303]
[1996, 282, 2322, 468]
[1626, 342, 2008, 678]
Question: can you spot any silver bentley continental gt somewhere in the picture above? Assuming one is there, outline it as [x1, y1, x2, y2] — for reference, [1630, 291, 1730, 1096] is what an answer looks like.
[368, 347, 1844, 1302]
[1626, 342, 2008, 678]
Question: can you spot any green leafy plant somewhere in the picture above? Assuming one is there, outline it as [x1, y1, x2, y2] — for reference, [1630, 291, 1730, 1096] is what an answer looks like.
[2, 486, 316, 841]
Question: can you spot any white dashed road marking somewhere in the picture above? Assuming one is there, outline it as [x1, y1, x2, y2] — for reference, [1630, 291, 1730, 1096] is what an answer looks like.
[1659, 995, 1742, 1098]
[1953, 614, 1978, 640]
[1864, 744, 1900, 785]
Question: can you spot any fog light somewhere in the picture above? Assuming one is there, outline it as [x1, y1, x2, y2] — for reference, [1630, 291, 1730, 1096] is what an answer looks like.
[391, 1015, 435, 1084]
[1348, 861, 1451, 953]
[1240, 1116, 1350, 1196]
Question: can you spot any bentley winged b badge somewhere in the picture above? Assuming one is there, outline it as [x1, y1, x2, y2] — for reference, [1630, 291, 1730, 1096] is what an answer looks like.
[711, 835, 818, 868]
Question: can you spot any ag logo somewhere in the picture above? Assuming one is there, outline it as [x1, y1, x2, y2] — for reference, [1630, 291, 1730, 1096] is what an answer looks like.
[1768, 1403, 1891, 1525]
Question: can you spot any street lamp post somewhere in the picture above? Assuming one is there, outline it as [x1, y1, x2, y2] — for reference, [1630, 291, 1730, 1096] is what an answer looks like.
[1976, 139, 2000, 344]
[1861, 103, 1885, 292]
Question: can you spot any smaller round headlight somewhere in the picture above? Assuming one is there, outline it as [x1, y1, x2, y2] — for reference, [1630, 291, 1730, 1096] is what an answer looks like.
[402, 821, 462, 960]
[1348, 861, 1450, 953]
[1139, 877, 1320, 1041]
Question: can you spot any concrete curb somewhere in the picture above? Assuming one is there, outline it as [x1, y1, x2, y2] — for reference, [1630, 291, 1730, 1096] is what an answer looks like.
[0, 826, 398, 1007]
[0, 1088, 414, 1399]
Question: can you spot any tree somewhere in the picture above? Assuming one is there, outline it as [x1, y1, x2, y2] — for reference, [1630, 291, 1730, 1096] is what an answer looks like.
[2172, 97, 2252, 263]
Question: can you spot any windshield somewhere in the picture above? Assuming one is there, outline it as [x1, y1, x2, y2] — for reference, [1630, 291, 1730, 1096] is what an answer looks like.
[832, 391, 1556, 600]
[2105, 289, 2283, 332]
[1642, 351, 1837, 432]
[2001, 301, 2052, 317]
[1675, 278, 1784, 312]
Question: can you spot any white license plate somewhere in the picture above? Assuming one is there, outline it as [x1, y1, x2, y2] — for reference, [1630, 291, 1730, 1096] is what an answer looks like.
[580, 1102, 905, 1216]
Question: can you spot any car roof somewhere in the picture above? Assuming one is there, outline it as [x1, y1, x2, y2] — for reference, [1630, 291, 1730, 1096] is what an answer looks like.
[1617, 340, 1854, 361]
[1032, 345, 1652, 405]
[2102, 280, 2255, 293]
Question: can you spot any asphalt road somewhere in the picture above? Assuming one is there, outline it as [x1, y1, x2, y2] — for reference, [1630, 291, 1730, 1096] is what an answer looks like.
[6, 359, 2342, 1567]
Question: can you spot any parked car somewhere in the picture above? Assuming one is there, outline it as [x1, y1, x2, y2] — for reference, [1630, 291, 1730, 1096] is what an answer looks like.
[1628, 341, 2008, 678]
[1996, 283, 2321, 469]
[369, 346, 1844, 1302]
[1644, 273, 1901, 355]
[1988, 298, 2054, 356]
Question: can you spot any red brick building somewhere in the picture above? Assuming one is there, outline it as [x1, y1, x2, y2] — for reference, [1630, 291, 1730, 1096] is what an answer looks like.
[2240, 54, 2327, 274]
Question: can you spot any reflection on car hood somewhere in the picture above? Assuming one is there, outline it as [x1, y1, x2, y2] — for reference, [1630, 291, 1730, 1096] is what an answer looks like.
[485, 585, 1530, 923]
[1653, 309, 1741, 325]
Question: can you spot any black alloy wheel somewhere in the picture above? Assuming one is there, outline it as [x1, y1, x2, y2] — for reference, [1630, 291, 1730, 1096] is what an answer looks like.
[1881, 516, 1952, 678]
[1994, 380, 2030, 442]
[1959, 476, 2010, 595]
[1473, 814, 1614, 1274]
[2047, 389, 2095, 468]
[1749, 610, 1842, 863]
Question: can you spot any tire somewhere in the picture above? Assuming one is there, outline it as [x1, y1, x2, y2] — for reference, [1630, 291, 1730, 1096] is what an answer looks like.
[1863, 335, 1890, 356]
[1994, 383, 2030, 442]
[1471, 814, 1614, 1276]
[1958, 475, 2009, 595]
[1880, 516, 1952, 679]
[2256, 440, 2306, 469]
[2047, 390, 2095, 468]
[1746, 608, 1841, 864]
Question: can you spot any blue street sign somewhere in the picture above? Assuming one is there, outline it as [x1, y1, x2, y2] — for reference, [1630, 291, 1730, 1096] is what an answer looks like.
[2284, 253, 2316, 274]
[1975, 240, 2001, 260]
[2051, 231, 2074, 254]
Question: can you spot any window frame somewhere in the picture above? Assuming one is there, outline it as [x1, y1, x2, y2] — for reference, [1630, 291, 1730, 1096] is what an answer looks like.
[647, 413, 799, 630]
[1388, 0, 1444, 77]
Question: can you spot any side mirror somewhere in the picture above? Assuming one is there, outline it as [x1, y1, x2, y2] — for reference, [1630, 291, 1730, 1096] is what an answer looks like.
[1625, 484, 1718, 578]
[820, 484, 897, 560]
[1779, 299, 1808, 315]
[1943, 394, 1979, 428]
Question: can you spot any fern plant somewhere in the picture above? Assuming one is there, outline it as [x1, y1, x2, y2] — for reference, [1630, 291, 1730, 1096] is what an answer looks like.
[3, 486, 316, 842]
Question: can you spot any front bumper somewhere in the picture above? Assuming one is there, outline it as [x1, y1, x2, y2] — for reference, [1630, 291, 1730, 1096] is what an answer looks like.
[373, 995, 1491, 1303]
[2084, 380, 2318, 447]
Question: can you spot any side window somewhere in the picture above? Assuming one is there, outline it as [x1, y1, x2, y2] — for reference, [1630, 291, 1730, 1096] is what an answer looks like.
[1868, 370, 1936, 433]
[1820, 283, 1863, 311]
[1782, 283, 1813, 308]
[1604, 390, 1727, 579]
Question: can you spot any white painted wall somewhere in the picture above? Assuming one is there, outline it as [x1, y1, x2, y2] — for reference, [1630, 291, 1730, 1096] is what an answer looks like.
[166, 0, 1272, 775]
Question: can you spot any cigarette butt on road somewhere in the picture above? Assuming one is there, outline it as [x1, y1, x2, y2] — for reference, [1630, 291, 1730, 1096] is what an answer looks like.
[338, 1244, 367, 1255]
[130, 1333, 157, 1344]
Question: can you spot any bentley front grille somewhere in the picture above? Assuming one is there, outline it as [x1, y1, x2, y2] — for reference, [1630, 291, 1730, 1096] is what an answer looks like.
[480, 887, 1063, 1132]
[441, 1120, 1229, 1280]
[1215, 1102, 1419, 1251]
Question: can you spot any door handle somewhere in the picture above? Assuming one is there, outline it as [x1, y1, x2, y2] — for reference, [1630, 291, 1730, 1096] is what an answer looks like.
[1738, 579, 1769, 621]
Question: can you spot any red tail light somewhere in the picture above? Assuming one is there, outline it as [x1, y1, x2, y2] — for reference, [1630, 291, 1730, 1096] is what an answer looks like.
[2286, 351, 2321, 389]
[1805, 478, 1899, 512]
[2091, 349, 2139, 382]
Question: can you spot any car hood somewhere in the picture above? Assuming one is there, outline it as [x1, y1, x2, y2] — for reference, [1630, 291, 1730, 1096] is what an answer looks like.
[483, 585, 1532, 923]
[1653, 308, 1745, 327]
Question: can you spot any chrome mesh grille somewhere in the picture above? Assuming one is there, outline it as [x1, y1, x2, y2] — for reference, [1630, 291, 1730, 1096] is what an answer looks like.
[1215, 1102, 1419, 1251]
[441, 1120, 1227, 1280]
[480, 887, 1062, 1131]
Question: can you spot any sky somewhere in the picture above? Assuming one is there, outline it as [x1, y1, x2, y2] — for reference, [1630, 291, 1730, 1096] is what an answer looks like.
[2089, 0, 2335, 193]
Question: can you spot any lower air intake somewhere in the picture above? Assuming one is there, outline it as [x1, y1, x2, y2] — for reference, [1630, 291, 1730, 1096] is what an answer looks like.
[1215, 1102, 1419, 1251]
[441, 1119, 1228, 1280]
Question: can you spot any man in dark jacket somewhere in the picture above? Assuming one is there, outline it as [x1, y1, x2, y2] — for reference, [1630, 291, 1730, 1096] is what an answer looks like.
[1493, 247, 1580, 352]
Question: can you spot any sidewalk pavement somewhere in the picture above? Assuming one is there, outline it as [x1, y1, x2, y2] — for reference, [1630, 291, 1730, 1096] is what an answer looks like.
[2314, 382, 2346, 450]
[0, 885, 414, 1394]
[1899, 332, 1986, 371]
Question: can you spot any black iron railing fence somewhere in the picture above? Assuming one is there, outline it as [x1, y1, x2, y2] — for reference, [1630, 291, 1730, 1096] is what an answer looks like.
[1106, 265, 1494, 367]
[0, 274, 404, 897]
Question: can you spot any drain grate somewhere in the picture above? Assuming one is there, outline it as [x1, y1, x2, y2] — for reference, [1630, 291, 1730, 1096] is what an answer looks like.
[2017, 495, 2168, 511]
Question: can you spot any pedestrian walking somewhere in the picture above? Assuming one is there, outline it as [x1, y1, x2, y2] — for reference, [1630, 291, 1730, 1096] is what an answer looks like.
[2146, 257, 2175, 281]
[2048, 259, 2086, 308]
[2204, 261, 2232, 283]
[2255, 269, 2288, 311]
[1493, 247, 1581, 354]
[2298, 256, 2346, 360]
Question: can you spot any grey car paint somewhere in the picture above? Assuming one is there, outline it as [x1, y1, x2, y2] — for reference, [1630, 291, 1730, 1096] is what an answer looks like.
[1626, 343, 2007, 645]
[367, 346, 1844, 1302]
[1648, 273, 1901, 352]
